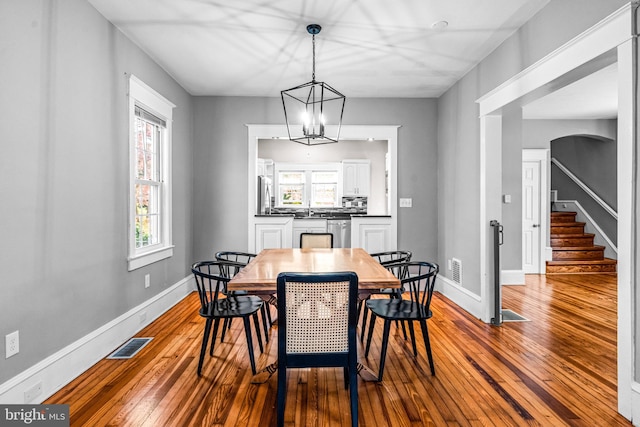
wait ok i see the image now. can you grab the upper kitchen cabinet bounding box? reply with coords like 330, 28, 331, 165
257, 158, 274, 179
342, 160, 370, 197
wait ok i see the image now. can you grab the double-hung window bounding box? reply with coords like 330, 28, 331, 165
275, 163, 340, 208
128, 75, 175, 271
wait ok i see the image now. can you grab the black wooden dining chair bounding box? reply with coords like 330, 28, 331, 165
191, 261, 264, 376
358, 250, 412, 342
276, 271, 359, 427
215, 251, 274, 338
364, 261, 439, 381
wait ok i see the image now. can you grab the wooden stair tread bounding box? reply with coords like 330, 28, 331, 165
547, 258, 617, 265
550, 233, 595, 237
552, 245, 605, 251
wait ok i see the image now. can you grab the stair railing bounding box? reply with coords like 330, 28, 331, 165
551, 157, 617, 220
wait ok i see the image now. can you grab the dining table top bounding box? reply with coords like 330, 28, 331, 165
227, 248, 400, 292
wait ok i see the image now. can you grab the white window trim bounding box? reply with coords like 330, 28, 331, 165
127, 75, 175, 271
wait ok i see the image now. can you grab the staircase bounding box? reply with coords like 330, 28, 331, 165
546, 211, 617, 274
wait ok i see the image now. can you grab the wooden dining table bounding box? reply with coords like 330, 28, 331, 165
228, 247, 401, 292
228, 247, 401, 382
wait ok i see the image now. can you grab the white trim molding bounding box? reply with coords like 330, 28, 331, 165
436, 276, 484, 320
0, 276, 194, 404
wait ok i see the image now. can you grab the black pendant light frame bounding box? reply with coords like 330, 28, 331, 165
281, 24, 346, 146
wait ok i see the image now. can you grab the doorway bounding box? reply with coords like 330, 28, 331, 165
477, 5, 634, 418
522, 149, 548, 274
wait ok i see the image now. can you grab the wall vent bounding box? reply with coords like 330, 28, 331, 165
452, 258, 462, 284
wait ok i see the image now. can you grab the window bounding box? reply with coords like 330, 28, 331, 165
275, 163, 340, 207
128, 75, 175, 271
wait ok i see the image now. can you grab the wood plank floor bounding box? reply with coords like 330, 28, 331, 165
46, 274, 631, 426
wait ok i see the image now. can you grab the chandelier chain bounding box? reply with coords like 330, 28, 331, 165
312, 34, 316, 82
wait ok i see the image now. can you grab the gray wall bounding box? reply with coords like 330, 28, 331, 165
192, 97, 438, 263
436, 0, 628, 295
0, 0, 194, 384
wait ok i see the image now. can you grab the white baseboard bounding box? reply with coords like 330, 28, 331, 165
502, 270, 525, 285
436, 275, 483, 320
0, 275, 195, 404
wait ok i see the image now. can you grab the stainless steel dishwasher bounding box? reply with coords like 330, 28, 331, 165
327, 219, 351, 248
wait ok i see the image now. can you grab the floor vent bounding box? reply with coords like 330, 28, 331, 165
107, 337, 153, 359
452, 258, 462, 284
501, 309, 529, 322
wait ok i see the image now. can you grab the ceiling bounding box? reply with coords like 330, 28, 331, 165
88, 0, 550, 98
87, 0, 618, 119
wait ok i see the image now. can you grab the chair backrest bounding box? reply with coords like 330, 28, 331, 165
191, 261, 230, 312
277, 272, 358, 360
370, 250, 412, 279
400, 261, 439, 315
300, 233, 334, 249
215, 251, 257, 277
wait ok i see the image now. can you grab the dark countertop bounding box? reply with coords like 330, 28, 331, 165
255, 214, 391, 219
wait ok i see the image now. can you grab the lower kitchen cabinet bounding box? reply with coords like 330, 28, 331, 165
351, 216, 393, 253
254, 216, 293, 252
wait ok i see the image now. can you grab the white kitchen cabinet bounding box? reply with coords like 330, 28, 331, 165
351, 216, 394, 253
342, 160, 370, 196
292, 218, 327, 248
254, 216, 293, 252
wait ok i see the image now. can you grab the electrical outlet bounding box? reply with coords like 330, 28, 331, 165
24, 381, 42, 403
399, 198, 412, 208
6, 331, 19, 358
145, 274, 150, 288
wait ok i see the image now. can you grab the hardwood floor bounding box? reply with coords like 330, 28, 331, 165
46, 274, 631, 426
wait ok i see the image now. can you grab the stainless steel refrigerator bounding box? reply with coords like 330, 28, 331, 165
257, 176, 272, 214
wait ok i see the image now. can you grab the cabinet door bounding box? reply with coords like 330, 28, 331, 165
355, 163, 370, 196
255, 222, 293, 251
343, 161, 370, 196
352, 220, 391, 253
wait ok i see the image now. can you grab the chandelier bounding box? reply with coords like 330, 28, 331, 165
281, 24, 346, 146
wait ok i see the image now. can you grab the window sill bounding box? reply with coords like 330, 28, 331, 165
128, 245, 174, 271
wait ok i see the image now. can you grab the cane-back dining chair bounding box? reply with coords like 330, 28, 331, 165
300, 232, 334, 249
276, 271, 359, 427
215, 251, 274, 338
364, 261, 439, 381
358, 250, 412, 341
191, 260, 264, 376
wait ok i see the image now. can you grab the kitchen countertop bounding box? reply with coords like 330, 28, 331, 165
255, 214, 391, 219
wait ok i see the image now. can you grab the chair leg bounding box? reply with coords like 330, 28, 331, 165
364, 312, 377, 358
220, 318, 229, 342
242, 317, 257, 375
419, 319, 435, 375
360, 305, 370, 342
408, 321, 417, 356
252, 313, 264, 354
198, 318, 212, 376
349, 362, 358, 427
377, 320, 392, 381
210, 318, 221, 356
259, 305, 269, 343
277, 363, 286, 427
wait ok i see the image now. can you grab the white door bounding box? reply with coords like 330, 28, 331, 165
522, 156, 542, 273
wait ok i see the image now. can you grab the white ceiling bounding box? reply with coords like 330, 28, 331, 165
88, 0, 550, 98
87, 0, 618, 119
